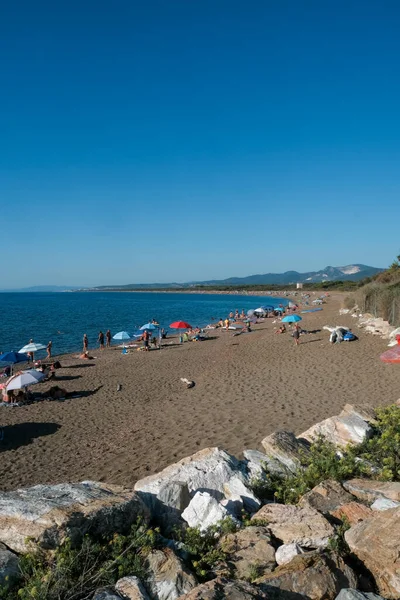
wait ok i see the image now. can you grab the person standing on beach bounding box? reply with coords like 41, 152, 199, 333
46, 341, 52, 358
225, 318, 230, 331
143, 329, 150, 351
83, 334, 88, 353
106, 329, 111, 347
98, 331, 105, 350
293, 324, 301, 346
27, 339, 34, 363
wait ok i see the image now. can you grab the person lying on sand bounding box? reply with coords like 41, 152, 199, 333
275, 324, 287, 334
80, 351, 94, 360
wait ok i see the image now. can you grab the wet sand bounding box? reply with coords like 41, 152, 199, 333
0, 294, 399, 491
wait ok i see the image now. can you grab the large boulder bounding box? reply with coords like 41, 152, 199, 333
176, 577, 270, 599
299, 480, 354, 514
145, 548, 197, 600
298, 408, 372, 449
252, 503, 334, 548
0, 481, 149, 553
331, 502, 373, 526
243, 449, 291, 479
154, 481, 191, 535
0, 543, 20, 587
135, 448, 243, 512
257, 552, 357, 600
371, 497, 400, 511
340, 404, 377, 424
223, 477, 261, 512
181, 492, 229, 530
219, 526, 275, 580
261, 432, 309, 474
345, 506, 400, 599
115, 576, 150, 599
343, 479, 400, 503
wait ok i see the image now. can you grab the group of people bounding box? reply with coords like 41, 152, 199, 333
275, 322, 301, 345
82, 330, 112, 353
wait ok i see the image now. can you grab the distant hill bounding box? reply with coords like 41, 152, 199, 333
0, 286, 84, 293
91, 264, 383, 290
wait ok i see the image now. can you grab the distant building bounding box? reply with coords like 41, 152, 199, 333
296, 283, 303, 289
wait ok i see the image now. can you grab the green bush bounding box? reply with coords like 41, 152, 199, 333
0, 519, 158, 600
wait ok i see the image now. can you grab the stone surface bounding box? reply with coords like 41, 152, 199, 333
135, 448, 243, 510
0, 543, 20, 587
155, 481, 191, 534
116, 576, 150, 599
335, 591, 386, 600
243, 449, 290, 479
219, 526, 275, 580
343, 479, 400, 503
261, 431, 309, 473
345, 506, 400, 599
340, 404, 377, 424
252, 503, 334, 548
275, 543, 304, 566
331, 502, 373, 525
223, 477, 261, 512
371, 497, 400, 511
181, 491, 230, 530
145, 548, 197, 600
0, 481, 149, 553
176, 577, 270, 599
298, 411, 372, 448
299, 480, 354, 514
257, 552, 357, 600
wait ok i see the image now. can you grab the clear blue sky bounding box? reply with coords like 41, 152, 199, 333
1, 0, 399, 287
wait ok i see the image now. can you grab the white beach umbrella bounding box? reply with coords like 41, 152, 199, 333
6, 369, 45, 391
19, 343, 46, 353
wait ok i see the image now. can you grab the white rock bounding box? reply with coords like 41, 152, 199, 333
223, 477, 260, 512
243, 449, 289, 478
0, 481, 148, 553
145, 548, 197, 600
371, 497, 400, 511
181, 492, 229, 530
275, 543, 304, 566
135, 448, 244, 510
115, 576, 150, 599
335, 590, 386, 600
299, 410, 372, 448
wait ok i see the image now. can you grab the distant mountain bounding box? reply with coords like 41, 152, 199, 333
91, 264, 383, 290
0, 285, 84, 293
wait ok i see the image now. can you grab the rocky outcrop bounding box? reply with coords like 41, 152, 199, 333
219, 526, 275, 580
181, 492, 230, 530
145, 548, 197, 600
223, 477, 261, 513
176, 577, 270, 599
115, 576, 150, 600
243, 449, 290, 479
343, 479, 400, 503
135, 448, 243, 512
261, 431, 309, 473
298, 408, 372, 448
335, 591, 386, 600
0, 543, 20, 587
371, 497, 400, 511
252, 503, 334, 548
275, 544, 304, 566
0, 481, 149, 553
345, 507, 400, 599
299, 480, 354, 514
331, 502, 373, 526
340, 404, 377, 424
257, 552, 357, 600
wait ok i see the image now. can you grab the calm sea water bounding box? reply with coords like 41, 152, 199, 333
0, 292, 289, 357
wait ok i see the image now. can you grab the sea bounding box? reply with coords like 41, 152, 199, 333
0, 292, 290, 358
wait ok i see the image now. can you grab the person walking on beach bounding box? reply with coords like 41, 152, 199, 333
98, 331, 104, 350
83, 334, 88, 353
142, 329, 150, 351
293, 324, 301, 346
106, 329, 111, 348
46, 341, 52, 358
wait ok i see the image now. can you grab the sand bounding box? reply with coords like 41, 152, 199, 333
0, 294, 399, 491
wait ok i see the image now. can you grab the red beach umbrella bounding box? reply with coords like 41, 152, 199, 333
170, 321, 192, 329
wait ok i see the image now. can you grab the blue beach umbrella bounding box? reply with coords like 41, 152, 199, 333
112, 331, 131, 341
140, 323, 157, 331
274, 307, 284, 312
282, 315, 302, 323
0, 351, 27, 375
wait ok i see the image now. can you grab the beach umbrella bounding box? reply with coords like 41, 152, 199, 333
140, 323, 157, 331
273, 307, 284, 312
0, 351, 28, 376
170, 321, 192, 329
282, 315, 302, 323
6, 369, 45, 391
19, 342, 46, 354
112, 331, 131, 347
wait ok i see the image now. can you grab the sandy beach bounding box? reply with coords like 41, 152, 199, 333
0, 294, 399, 492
